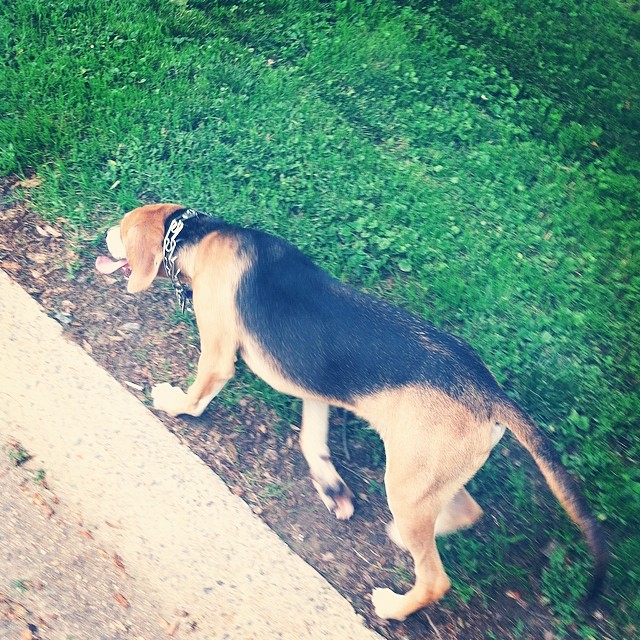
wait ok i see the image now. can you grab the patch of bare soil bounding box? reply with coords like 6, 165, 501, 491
0, 179, 607, 640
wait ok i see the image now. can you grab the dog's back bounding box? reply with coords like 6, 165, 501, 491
235, 227, 505, 413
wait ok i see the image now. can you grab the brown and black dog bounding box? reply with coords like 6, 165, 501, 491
97, 203, 608, 620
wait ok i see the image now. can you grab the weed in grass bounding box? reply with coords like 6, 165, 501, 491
167, 302, 198, 331
259, 481, 292, 501
10, 579, 30, 593
449, 578, 477, 607
232, 422, 246, 436
391, 565, 413, 584
541, 545, 593, 637
364, 478, 385, 498
347, 419, 385, 468
131, 346, 150, 363
511, 620, 527, 640
7, 442, 30, 467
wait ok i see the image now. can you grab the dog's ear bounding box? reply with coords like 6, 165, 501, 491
124, 223, 164, 293
119, 203, 185, 293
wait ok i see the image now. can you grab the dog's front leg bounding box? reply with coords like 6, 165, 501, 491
152, 344, 235, 418
300, 399, 354, 520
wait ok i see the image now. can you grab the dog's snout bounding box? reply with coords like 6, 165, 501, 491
105, 226, 126, 259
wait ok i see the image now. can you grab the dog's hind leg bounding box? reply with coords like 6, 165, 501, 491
435, 487, 483, 536
371, 413, 493, 620
300, 399, 354, 520
387, 486, 483, 549
372, 470, 454, 620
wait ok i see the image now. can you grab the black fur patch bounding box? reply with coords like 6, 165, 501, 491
164, 209, 228, 245
235, 228, 505, 415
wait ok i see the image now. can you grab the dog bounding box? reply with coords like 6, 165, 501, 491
96, 203, 608, 620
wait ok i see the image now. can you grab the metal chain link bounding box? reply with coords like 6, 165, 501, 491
162, 210, 198, 313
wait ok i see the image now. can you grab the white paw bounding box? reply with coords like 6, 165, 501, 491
151, 383, 187, 417
371, 587, 407, 621
312, 479, 355, 520
334, 495, 355, 520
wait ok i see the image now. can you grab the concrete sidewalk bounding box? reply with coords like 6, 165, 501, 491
0, 269, 381, 640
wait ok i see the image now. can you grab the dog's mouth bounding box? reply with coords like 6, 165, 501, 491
95, 255, 131, 278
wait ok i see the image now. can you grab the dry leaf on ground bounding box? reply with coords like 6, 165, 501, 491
114, 593, 130, 608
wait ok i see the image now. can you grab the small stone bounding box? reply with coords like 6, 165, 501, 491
53, 311, 72, 325
120, 322, 141, 332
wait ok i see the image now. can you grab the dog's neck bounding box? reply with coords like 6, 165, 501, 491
162, 209, 226, 311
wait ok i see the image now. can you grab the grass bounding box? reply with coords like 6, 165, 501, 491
6, 441, 31, 467
32, 469, 47, 486
1, 0, 638, 636
10, 579, 31, 593
260, 480, 293, 501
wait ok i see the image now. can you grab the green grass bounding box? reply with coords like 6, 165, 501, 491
6, 441, 31, 467
2, 0, 639, 635
10, 579, 31, 593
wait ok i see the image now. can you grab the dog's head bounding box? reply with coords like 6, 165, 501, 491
96, 203, 185, 293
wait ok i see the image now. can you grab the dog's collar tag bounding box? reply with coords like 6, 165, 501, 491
162, 209, 199, 313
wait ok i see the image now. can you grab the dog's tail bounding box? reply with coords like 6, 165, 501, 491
493, 398, 609, 604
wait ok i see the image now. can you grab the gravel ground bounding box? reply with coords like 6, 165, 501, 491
0, 445, 195, 640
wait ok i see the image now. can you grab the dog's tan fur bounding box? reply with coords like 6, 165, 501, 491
101, 204, 608, 620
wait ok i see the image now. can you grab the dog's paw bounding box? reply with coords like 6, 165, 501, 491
327, 482, 355, 520
312, 479, 355, 520
151, 383, 187, 417
371, 587, 407, 621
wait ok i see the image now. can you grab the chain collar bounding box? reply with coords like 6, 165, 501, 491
162, 209, 200, 313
